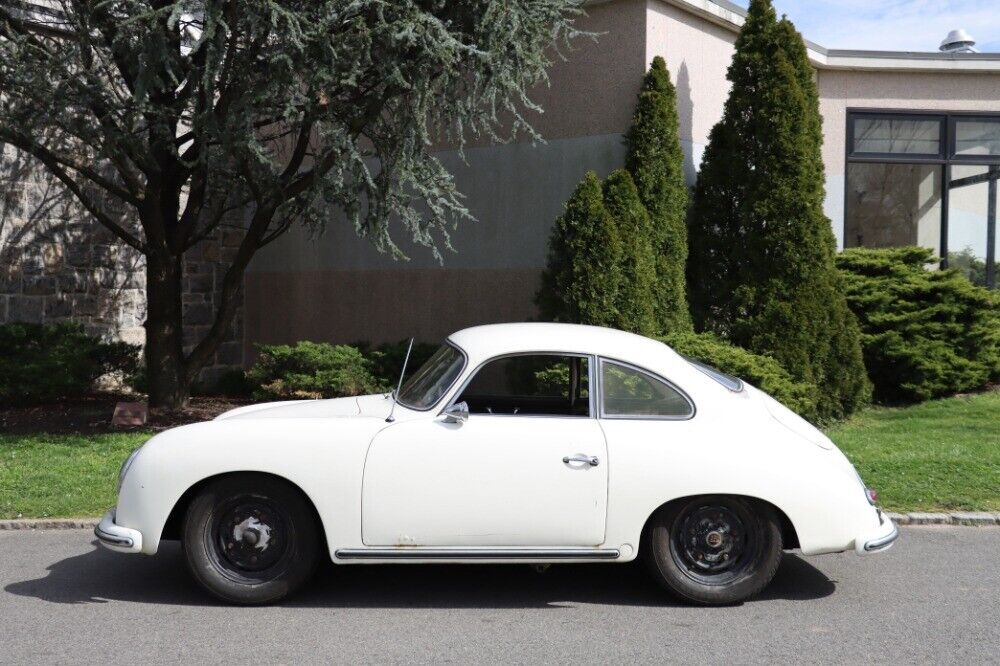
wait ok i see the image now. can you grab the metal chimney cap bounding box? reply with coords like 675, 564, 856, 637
940, 29, 976, 51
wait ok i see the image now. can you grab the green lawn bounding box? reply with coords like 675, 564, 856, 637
827, 391, 1000, 512
0, 431, 152, 519
1, 392, 998, 518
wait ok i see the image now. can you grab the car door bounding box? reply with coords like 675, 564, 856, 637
362, 354, 608, 547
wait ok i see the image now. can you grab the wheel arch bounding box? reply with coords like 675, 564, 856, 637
638, 493, 800, 554
159, 471, 328, 555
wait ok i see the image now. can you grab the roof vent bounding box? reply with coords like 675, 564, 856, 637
940, 29, 978, 53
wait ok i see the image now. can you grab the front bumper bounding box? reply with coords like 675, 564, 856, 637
855, 510, 899, 555
94, 508, 143, 553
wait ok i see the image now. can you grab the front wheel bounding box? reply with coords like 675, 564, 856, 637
644, 496, 783, 605
182, 474, 320, 604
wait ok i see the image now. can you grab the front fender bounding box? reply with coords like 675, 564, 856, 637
115, 418, 383, 555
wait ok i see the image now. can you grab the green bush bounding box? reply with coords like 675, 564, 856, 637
355, 340, 438, 387
625, 56, 692, 333
537, 171, 626, 328
837, 247, 1000, 404
660, 331, 819, 420
246, 341, 385, 400
0, 322, 140, 405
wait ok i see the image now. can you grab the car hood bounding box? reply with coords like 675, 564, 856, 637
214, 394, 393, 421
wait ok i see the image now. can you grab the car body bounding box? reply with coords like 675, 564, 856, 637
97, 323, 897, 604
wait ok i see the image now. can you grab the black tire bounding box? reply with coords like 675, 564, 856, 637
182, 474, 320, 604
643, 495, 782, 605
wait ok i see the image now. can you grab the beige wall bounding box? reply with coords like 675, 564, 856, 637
646, 0, 736, 182
818, 70, 1000, 246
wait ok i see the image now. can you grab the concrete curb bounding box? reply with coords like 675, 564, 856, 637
1, 513, 999, 531
0, 519, 98, 530
884, 512, 999, 526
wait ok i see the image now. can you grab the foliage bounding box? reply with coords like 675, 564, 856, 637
0, 323, 140, 405
602, 169, 659, 336
837, 247, 1000, 403
0, 0, 584, 408
660, 331, 819, 420
355, 340, 439, 389
245, 342, 384, 400
625, 56, 691, 333
687, 0, 869, 420
828, 391, 1000, 512
537, 172, 625, 327
947, 247, 988, 287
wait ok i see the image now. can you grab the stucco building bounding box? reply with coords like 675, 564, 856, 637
3, 0, 999, 369
243, 0, 1000, 355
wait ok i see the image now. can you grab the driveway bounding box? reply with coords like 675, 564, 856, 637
1, 526, 997, 664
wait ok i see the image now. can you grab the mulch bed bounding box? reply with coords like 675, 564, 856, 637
0, 393, 252, 435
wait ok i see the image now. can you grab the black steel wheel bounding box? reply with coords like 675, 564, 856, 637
644, 496, 782, 605
183, 474, 320, 604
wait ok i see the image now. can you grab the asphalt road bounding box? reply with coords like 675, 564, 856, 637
1, 526, 997, 665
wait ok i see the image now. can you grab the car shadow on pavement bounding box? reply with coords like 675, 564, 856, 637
5, 540, 835, 608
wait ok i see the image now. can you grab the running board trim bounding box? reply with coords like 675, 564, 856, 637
335, 548, 621, 560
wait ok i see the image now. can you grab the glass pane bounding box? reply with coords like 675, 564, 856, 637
397, 343, 465, 410
458, 355, 589, 416
947, 165, 998, 287
845, 162, 942, 253
601, 361, 691, 418
853, 117, 941, 155
954, 119, 1000, 157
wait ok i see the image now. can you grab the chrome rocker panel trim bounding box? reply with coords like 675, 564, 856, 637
335, 548, 621, 560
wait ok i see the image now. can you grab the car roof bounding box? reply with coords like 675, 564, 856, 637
447, 322, 675, 366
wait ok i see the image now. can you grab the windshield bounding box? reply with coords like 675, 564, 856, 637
396, 342, 466, 410
685, 357, 744, 392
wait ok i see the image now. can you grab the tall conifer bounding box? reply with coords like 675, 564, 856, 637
688, 0, 869, 419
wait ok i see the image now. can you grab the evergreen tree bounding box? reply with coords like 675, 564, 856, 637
603, 169, 659, 336
687, 0, 869, 419
537, 172, 624, 327
626, 57, 692, 334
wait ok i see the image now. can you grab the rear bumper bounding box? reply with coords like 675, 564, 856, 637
94, 508, 143, 553
855, 511, 899, 555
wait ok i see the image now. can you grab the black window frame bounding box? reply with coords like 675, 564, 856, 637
845, 109, 1000, 288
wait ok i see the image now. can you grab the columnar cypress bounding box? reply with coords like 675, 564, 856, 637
688, 0, 870, 419
625, 56, 692, 334
536, 172, 625, 327
603, 169, 659, 336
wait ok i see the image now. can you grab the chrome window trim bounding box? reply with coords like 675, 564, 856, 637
396, 340, 469, 412
441, 351, 597, 420
597, 357, 696, 421
685, 357, 745, 393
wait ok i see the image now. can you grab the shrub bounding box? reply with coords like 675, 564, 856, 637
687, 0, 869, 420
355, 340, 439, 388
537, 172, 625, 328
660, 331, 819, 420
625, 56, 691, 333
837, 247, 1000, 403
0, 322, 140, 405
603, 169, 659, 336
246, 341, 385, 400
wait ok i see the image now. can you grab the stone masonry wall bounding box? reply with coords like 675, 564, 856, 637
1, 146, 244, 387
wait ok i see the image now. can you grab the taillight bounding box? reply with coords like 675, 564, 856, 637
865, 488, 878, 505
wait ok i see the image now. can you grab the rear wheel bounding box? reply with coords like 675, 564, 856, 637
182, 474, 320, 604
644, 496, 782, 605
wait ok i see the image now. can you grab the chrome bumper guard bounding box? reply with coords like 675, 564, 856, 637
94, 508, 143, 553
856, 510, 899, 555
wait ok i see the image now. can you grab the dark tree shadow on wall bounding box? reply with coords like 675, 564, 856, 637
676, 61, 697, 186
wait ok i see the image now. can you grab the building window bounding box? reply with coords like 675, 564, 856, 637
846, 111, 1000, 288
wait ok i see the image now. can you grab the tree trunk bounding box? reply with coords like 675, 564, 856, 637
145, 250, 188, 410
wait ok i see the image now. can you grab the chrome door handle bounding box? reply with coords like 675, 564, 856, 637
563, 454, 600, 467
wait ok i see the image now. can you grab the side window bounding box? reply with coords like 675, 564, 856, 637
456, 355, 590, 417
600, 360, 693, 419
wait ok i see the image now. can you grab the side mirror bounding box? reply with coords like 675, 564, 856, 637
441, 401, 469, 424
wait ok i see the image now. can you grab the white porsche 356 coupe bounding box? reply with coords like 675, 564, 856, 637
97, 323, 896, 605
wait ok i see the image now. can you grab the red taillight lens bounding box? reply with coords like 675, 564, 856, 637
865, 488, 878, 505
